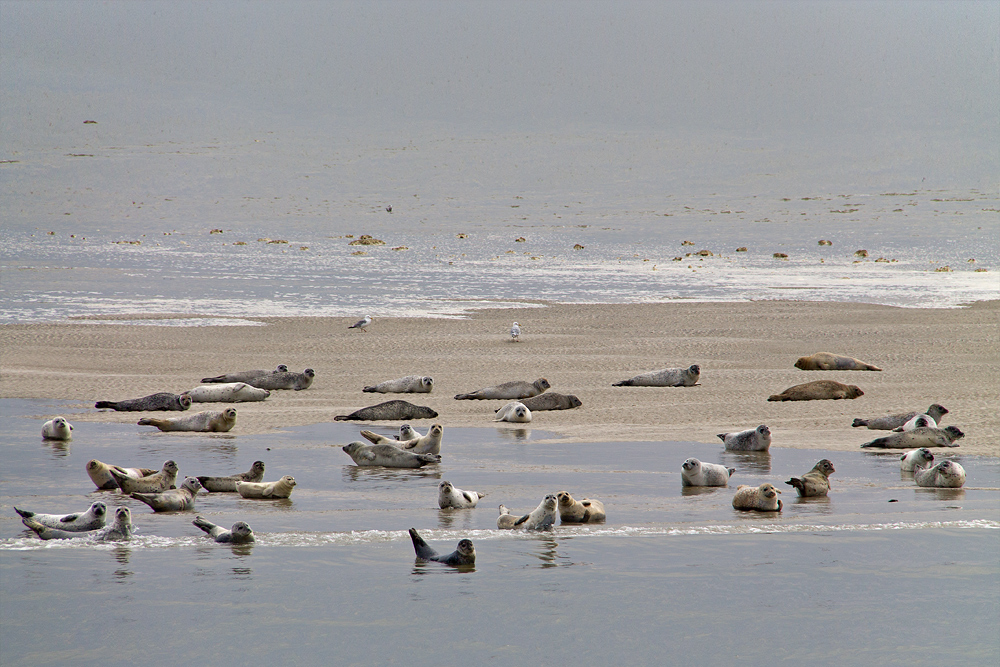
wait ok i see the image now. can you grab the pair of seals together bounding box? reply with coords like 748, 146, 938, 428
197, 461, 266, 492
138, 408, 237, 432
202, 367, 314, 391
361, 423, 443, 455
860, 426, 964, 449
131, 477, 204, 512
852, 404, 949, 430
342, 442, 441, 468
108, 460, 178, 494
15, 502, 108, 532
21, 506, 134, 541
913, 460, 966, 488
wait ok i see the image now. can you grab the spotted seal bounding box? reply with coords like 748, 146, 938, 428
22, 506, 135, 541
41, 417, 73, 440
95, 392, 192, 411
499, 494, 558, 530
109, 460, 179, 494
197, 461, 266, 492
361, 423, 443, 454
137, 408, 237, 432
454, 378, 550, 401
86, 459, 159, 490
555, 491, 606, 523
341, 442, 441, 467
245, 369, 315, 391
514, 393, 582, 412
335, 400, 438, 422
398, 424, 420, 441
860, 425, 964, 449
794, 352, 882, 371
363, 375, 434, 394
900, 448, 934, 472
200, 365, 288, 383
236, 475, 297, 499
913, 460, 966, 488
894, 414, 937, 432
732, 483, 782, 511
192, 516, 256, 543
681, 458, 735, 487
852, 404, 949, 430
785, 459, 835, 497
612, 364, 700, 387
184, 382, 270, 403
130, 477, 203, 512
438, 481, 486, 509
494, 401, 531, 423
14, 502, 107, 532
408, 528, 476, 566
496, 504, 519, 529
768, 380, 863, 402
718, 425, 771, 452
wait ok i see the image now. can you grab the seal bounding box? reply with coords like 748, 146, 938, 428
496, 504, 519, 529
138, 408, 237, 432
512, 495, 558, 530
22, 506, 134, 541
334, 400, 438, 422
510, 322, 521, 342
349, 315, 372, 331
408, 528, 476, 566
236, 475, 297, 499
398, 424, 420, 441
244, 369, 315, 391
494, 401, 531, 423
612, 364, 700, 387
681, 458, 735, 486
860, 425, 964, 449
852, 404, 948, 430
894, 414, 937, 432
913, 460, 966, 488
41, 417, 73, 440
454, 378, 550, 401
14, 502, 107, 532
341, 442, 441, 467
184, 382, 270, 403
130, 477, 203, 512
732, 483, 782, 511
555, 491, 606, 523
767, 380, 863, 402
718, 425, 771, 452
900, 448, 934, 472
110, 460, 179, 494
86, 459, 159, 490
197, 461, 266, 492
192, 516, 255, 543
95, 392, 193, 411
514, 392, 582, 412
794, 352, 882, 371
200, 365, 288, 383
363, 375, 434, 394
785, 459, 835, 497
361, 423, 444, 454
438, 481, 486, 509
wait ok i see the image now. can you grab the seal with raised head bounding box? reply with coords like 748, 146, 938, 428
454, 378, 550, 401
786, 459, 835, 497
86, 459, 159, 490
398, 424, 420, 441
95, 392, 192, 411
496, 504, 519, 529
131, 477, 203, 512
200, 365, 288, 384
515, 392, 582, 412
184, 382, 270, 403
894, 414, 937, 432
245, 369, 315, 391
900, 448, 934, 472
718, 425, 771, 452
197, 461, 266, 492
506, 494, 558, 530
41, 417, 73, 440
22, 506, 134, 541
14, 502, 107, 532
235, 475, 297, 499
555, 491, 606, 523
363, 375, 434, 394
408, 528, 476, 566
860, 425, 964, 449
732, 483, 782, 511
438, 481, 486, 509
192, 516, 255, 543
794, 352, 882, 371
612, 364, 700, 387
335, 400, 438, 422
852, 404, 948, 430
138, 408, 237, 432
110, 460, 179, 494
362, 423, 443, 454
768, 380, 863, 402
494, 401, 531, 423
341, 442, 441, 468
913, 460, 966, 488
681, 458, 735, 486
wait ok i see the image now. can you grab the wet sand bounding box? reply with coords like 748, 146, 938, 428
1, 300, 997, 455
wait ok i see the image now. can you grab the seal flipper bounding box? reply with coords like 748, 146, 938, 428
94, 401, 116, 409
513, 514, 531, 526
13, 507, 32, 519
408, 528, 439, 560
785, 477, 805, 493
727, 468, 736, 477
716, 434, 727, 442
59, 513, 81, 523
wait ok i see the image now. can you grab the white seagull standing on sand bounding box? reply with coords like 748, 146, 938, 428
510, 322, 521, 342
349, 315, 372, 332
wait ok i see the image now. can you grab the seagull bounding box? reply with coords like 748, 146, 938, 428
385, 205, 392, 213
349, 315, 372, 332
510, 321, 521, 342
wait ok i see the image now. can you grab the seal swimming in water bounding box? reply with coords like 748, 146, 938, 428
794, 352, 882, 371
894, 414, 937, 432
612, 364, 700, 387
785, 459, 835, 497
513, 392, 582, 412
86, 459, 159, 490
41, 417, 73, 440
454, 378, 550, 400
860, 425, 964, 449
192, 516, 256, 543
718, 425, 771, 452
138, 408, 237, 432
197, 461, 266, 492
363, 375, 434, 394
184, 382, 270, 403
732, 483, 782, 511
341, 442, 441, 467
555, 491, 606, 523
900, 448, 934, 472
497, 495, 558, 530
494, 401, 531, 423
496, 504, 519, 529
852, 404, 948, 430
200, 365, 288, 383
244, 369, 315, 391
361, 423, 443, 454
681, 458, 735, 486
109, 460, 179, 494
438, 481, 486, 509
235, 475, 297, 499
913, 460, 966, 488
768, 380, 863, 402
131, 477, 203, 512
22, 506, 134, 541
95, 392, 192, 411
14, 502, 107, 532
335, 400, 438, 422
408, 528, 476, 566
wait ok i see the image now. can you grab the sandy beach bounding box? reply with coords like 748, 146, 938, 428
2, 300, 996, 456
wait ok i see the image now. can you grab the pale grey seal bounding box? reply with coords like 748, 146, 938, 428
398, 424, 420, 441
498, 495, 558, 530
894, 414, 937, 432
732, 483, 782, 511
131, 477, 203, 512
555, 491, 606, 523
408, 528, 476, 566
361, 423, 443, 454
245, 369, 315, 391
913, 460, 966, 488
349, 315, 372, 331
510, 322, 521, 342
852, 404, 949, 430
514, 392, 582, 412
14, 502, 107, 532
95, 392, 192, 411
438, 481, 485, 509
200, 365, 288, 383
184, 382, 270, 403
718, 425, 771, 452
493, 401, 531, 423
138, 408, 237, 432
335, 400, 438, 422
794, 352, 882, 371
768, 380, 863, 402
41, 417, 73, 440
192, 516, 256, 543
612, 364, 700, 387
900, 448, 934, 472
496, 504, 519, 529
110, 460, 179, 494
785, 459, 835, 497
341, 442, 441, 467
363, 375, 434, 394
197, 461, 266, 492
454, 378, 550, 400
235, 475, 297, 499
87, 459, 158, 490
681, 458, 735, 486
22, 506, 134, 541
860, 426, 964, 449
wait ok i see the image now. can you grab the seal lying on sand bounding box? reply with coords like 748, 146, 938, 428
612, 364, 700, 387
200, 365, 287, 383
184, 382, 270, 403
109, 460, 179, 494
363, 375, 434, 394
408, 528, 476, 566
361, 423, 444, 455
22, 506, 134, 541
852, 404, 948, 430
718, 425, 771, 452
860, 426, 964, 449
342, 442, 441, 468
555, 491, 606, 523
768, 380, 863, 402
454, 378, 550, 400
497, 495, 558, 530
732, 483, 782, 511
794, 352, 882, 371
244, 369, 315, 391
900, 448, 934, 472
131, 477, 203, 512
14, 502, 107, 532
913, 460, 966, 488
681, 458, 735, 486
895, 414, 937, 432
335, 400, 438, 422
86, 459, 159, 490
785, 459, 835, 497
236, 475, 297, 499
197, 461, 266, 492
513, 393, 582, 412
494, 401, 531, 423
95, 392, 192, 411
438, 481, 485, 509
192, 516, 255, 543
138, 408, 237, 432
41, 417, 73, 440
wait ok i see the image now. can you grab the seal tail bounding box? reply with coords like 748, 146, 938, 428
852, 419, 868, 427
94, 401, 116, 409
866, 364, 883, 371
200, 376, 226, 383
454, 393, 473, 400
360, 430, 381, 444
334, 415, 350, 422
13, 507, 33, 519
766, 394, 784, 402
21, 517, 49, 538
136, 417, 164, 427
408, 528, 439, 560
716, 434, 727, 443
860, 437, 888, 449
611, 380, 631, 387
727, 468, 736, 477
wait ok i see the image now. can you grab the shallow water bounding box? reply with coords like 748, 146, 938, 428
2, 398, 997, 665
